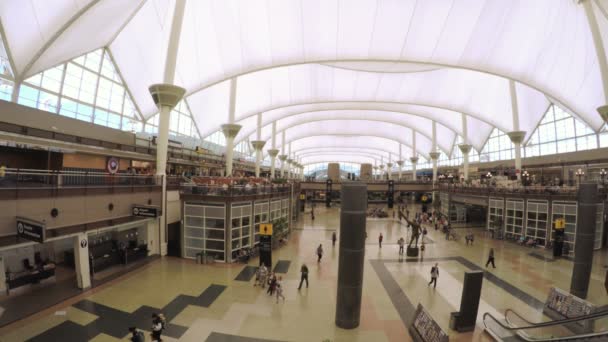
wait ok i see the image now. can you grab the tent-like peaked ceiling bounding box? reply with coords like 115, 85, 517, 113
2, 0, 608, 164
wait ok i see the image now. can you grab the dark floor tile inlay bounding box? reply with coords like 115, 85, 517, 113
369, 260, 417, 326
235, 265, 259, 281
273, 260, 291, 274
371, 256, 547, 330
206, 332, 286, 342
27, 284, 226, 342
528, 252, 556, 262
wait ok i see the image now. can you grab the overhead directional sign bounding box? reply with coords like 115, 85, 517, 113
260, 223, 273, 235
16, 217, 46, 243
132, 205, 160, 218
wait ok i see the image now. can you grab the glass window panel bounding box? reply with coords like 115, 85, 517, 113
0, 79, 13, 101
17, 85, 39, 108
38, 91, 58, 112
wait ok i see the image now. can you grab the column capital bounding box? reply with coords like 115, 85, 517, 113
506, 131, 526, 144
287, 158, 294, 164
457, 144, 472, 154
250, 140, 266, 151
396, 160, 404, 166
379, 164, 385, 170
373, 166, 378, 171
410, 157, 419, 164
597, 105, 608, 124
148, 84, 185, 110
386, 163, 393, 168
278, 154, 288, 161
221, 123, 242, 138
429, 152, 441, 160
267, 149, 279, 157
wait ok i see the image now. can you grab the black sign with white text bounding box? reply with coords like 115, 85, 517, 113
17, 219, 45, 243
132, 205, 160, 218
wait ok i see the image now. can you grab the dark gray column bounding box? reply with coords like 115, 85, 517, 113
335, 182, 367, 329
570, 182, 599, 299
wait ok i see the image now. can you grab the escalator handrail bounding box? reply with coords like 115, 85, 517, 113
483, 310, 608, 342
484, 308, 608, 331
504, 308, 542, 327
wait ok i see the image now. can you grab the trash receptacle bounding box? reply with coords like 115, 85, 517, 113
449, 312, 460, 330
196, 252, 203, 264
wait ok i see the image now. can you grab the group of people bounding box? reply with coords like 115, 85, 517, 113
254, 264, 285, 303
128, 313, 166, 342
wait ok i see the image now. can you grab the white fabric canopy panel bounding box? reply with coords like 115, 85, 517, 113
191, 63, 549, 148
295, 147, 393, 161
274, 136, 413, 160
238, 110, 455, 154
273, 121, 431, 158
1, 0, 607, 151
235, 102, 491, 151
300, 154, 377, 166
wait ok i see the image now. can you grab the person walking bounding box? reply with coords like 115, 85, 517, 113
267, 273, 277, 295
311, 208, 315, 220
378, 233, 383, 248
332, 232, 337, 247
275, 276, 285, 303
316, 244, 324, 262
128, 327, 145, 342
298, 263, 309, 289
151, 313, 165, 342
420, 242, 426, 260
398, 237, 405, 255
486, 248, 496, 268
428, 263, 439, 288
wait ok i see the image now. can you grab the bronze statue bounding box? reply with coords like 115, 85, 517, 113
399, 210, 420, 248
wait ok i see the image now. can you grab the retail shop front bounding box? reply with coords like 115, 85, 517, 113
0, 213, 159, 327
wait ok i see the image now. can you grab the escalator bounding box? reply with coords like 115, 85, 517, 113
484, 308, 608, 341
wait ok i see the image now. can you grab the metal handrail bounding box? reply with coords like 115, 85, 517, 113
483, 309, 608, 341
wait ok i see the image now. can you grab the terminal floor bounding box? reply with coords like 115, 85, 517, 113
0, 206, 607, 342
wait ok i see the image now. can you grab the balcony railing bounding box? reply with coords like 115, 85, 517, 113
437, 183, 582, 196
0, 169, 162, 189
180, 184, 292, 197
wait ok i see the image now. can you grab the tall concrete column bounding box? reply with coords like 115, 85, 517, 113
251, 141, 266, 177
570, 182, 599, 299
430, 152, 440, 183
147, 0, 187, 256
379, 164, 385, 181
396, 160, 404, 181
286, 158, 293, 179
335, 182, 367, 329
279, 155, 287, 178
373, 166, 378, 180
221, 77, 242, 177
430, 121, 440, 184
583, 0, 608, 109
410, 157, 418, 181
221, 123, 242, 176
507, 131, 525, 180
268, 149, 279, 178
74, 233, 91, 289
508, 80, 526, 181
250, 113, 266, 177
458, 114, 471, 181
458, 144, 471, 181
268, 121, 278, 178
149, 84, 185, 256
386, 163, 393, 180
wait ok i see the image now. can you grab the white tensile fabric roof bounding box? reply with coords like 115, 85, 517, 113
2, 0, 608, 165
